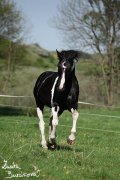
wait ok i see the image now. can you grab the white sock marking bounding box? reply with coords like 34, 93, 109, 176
69, 108, 79, 140
52, 106, 59, 126
50, 106, 59, 139
37, 108, 47, 148
71, 108, 79, 133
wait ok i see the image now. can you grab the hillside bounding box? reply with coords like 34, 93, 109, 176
0, 43, 119, 109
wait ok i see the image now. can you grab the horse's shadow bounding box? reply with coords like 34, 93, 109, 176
58, 145, 82, 152
47, 143, 82, 152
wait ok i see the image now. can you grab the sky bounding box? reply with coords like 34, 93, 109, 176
14, 0, 64, 51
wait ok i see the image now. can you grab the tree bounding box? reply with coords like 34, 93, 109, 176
0, 0, 23, 41
0, 35, 10, 59
54, 0, 120, 105
0, 0, 24, 76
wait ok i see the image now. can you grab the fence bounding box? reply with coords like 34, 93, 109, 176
0, 94, 120, 134
0, 94, 120, 117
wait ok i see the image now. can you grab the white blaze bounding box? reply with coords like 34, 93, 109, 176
59, 69, 65, 90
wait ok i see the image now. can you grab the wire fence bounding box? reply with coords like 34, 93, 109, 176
0, 94, 120, 118
0, 94, 119, 108
0, 94, 120, 107
0, 94, 120, 134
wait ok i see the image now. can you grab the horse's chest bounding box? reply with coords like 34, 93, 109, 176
53, 89, 70, 106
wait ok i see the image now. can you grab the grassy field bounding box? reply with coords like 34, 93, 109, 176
0, 108, 120, 180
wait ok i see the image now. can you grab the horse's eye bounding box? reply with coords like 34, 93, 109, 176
63, 62, 67, 66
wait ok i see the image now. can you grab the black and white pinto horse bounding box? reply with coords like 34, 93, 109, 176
34, 50, 79, 149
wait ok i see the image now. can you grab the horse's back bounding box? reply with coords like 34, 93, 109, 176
34, 71, 58, 107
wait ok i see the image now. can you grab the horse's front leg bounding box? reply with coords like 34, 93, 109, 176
37, 107, 48, 149
67, 108, 79, 145
49, 106, 59, 149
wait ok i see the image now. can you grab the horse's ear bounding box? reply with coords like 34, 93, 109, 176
56, 49, 62, 61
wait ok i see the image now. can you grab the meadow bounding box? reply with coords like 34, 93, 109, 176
0, 108, 120, 180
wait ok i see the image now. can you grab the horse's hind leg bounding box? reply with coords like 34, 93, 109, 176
37, 106, 47, 149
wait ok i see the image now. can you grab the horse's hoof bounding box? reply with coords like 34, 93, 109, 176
50, 138, 56, 144
47, 142, 57, 150
42, 145, 48, 149
67, 138, 75, 145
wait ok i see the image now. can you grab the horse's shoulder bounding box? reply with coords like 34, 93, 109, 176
36, 71, 57, 84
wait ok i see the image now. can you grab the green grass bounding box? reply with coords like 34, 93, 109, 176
0, 109, 120, 179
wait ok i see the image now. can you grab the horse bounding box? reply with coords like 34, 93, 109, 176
33, 50, 80, 150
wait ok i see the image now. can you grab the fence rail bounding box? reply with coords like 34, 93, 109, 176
0, 94, 120, 119
0, 94, 120, 134
0, 94, 120, 108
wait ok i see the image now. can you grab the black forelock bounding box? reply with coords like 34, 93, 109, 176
60, 50, 79, 61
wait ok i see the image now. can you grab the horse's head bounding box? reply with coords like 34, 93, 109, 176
56, 50, 79, 75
